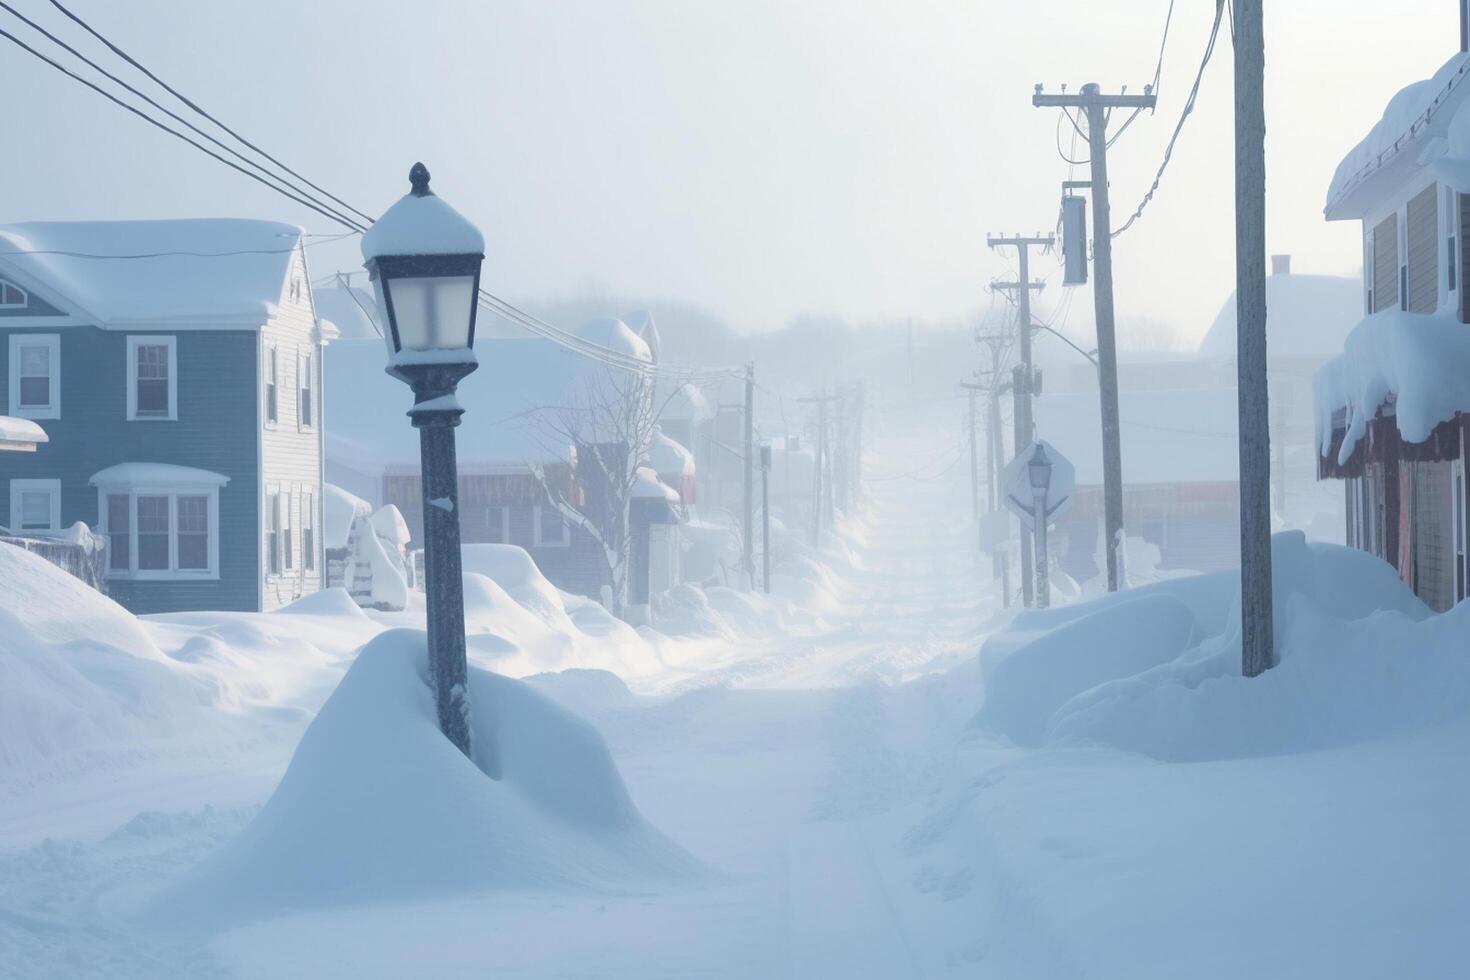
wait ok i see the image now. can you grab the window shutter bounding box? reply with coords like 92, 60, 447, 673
1373, 214, 1400, 313
1406, 184, 1438, 314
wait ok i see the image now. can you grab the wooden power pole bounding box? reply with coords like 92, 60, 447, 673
1235, 0, 1274, 676
1033, 84, 1156, 592
743, 362, 756, 590
988, 234, 1051, 606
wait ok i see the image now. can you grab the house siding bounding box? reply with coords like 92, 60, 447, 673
259, 247, 325, 610
0, 325, 260, 614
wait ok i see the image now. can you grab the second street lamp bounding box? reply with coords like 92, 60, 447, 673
362, 162, 485, 758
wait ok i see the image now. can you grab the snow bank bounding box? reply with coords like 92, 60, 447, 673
1314, 307, 1470, 462
149, 630, 701, 925
323, 483, 371, 551
974, 533, 1436, 760
461, 544, 575, 630
0, 544, 201, 774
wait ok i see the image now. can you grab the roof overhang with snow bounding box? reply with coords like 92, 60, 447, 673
0, 218, 304, 328
90, 462, 231, 488
1325, 52, 1470, 221
0, 416, 47, 453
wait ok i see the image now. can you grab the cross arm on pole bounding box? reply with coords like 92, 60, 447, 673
989, 280, 1046, 292
1032, 93, 1157, 110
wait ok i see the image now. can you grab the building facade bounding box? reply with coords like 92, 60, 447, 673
0, 219, 329, 613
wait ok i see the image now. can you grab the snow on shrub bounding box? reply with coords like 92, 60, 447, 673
148, 629, 703, 925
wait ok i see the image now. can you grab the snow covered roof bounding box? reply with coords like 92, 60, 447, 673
632, 466, 681, 503
360, 168, 485, 259
1327, 52, 1470, 219
649, 427, 695, 477
89, 462, 230, 487
576, 317, 654, 362
1314, 307, 1470, 464
327, 330, 653, 470
1197, 273, 1363, 360
656, 380, 714, 422
313, 285, 381, 341
323, 483, 371, 551
0, 415, 47, 451
0, 219, 304, 326
1032, 388, 1240, 486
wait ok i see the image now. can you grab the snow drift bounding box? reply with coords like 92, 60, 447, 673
149, 629, 702, 926
973, 532, 1441, 760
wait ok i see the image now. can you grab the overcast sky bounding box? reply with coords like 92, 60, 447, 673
0, 1, 1457, 345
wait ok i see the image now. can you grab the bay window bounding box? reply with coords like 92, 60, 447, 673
91, 464, 226, 579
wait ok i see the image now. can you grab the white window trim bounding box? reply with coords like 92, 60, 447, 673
96, 484, 220, 580
532, 505, 572, 548
283, 488, 295, 572
8, 333, 61, 420
302, 489, 316, 571
265, 485, 283, 578
297, 347, 315, 431
0, 279, 29, 308
126, 335, 178, 422
8, 478, 61, 533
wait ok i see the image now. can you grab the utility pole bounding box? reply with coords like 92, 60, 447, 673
975, 331, 1011, 606
1033, 84, 1156, 592
1235, 0, 1274, 677
964, 382, 980, 522
988, 234, 1051, 607
760, 442, 773, 594
743, 362, 756, 590
798, 393, 840, 545
1012, 365, 1033, 608
853, 382, 865, 500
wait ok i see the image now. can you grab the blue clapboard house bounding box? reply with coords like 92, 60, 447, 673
0, 219, 330, 613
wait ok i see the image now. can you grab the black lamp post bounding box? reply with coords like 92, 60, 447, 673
362, 162, 485, 758
1028, 444, 1054, 610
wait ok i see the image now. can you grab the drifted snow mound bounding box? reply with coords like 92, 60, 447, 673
149, 630, 701, 925
461, 544, 575, 631
973, 593, 1198, 746
461, 572, 576, 671
974, 533, 1439, 760
0, 544, 202, 773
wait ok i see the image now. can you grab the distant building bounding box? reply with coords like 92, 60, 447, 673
0, 219, 330, 613
326, 315, 690, 607
1314, 25, 1470, 612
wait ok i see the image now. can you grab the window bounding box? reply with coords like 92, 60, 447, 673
137, 495, 170, 570
106, 494, 130, 572
283, 490, 295, 572
266, 346, 279, 425
8, 334, 60, 419
298, 349, 314, 429
267, 490, 282, 575
0, 279, 27, 307
302, 491, 316, 571
126, 336, 177, 421
8, 479, 60, 533
93, 466, 225, 579
177, 495, 210, 571
487, 505, 510, 544
533, 505, 571, 548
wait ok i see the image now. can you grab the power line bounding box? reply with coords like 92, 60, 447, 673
1112, 0, 1226, 239
44, 0, 375, 227
1150, 0, 1177, 96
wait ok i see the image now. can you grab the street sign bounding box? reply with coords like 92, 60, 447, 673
1002, 440, 1075, 531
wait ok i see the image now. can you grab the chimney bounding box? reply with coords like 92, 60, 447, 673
1271, 254, 1291, 276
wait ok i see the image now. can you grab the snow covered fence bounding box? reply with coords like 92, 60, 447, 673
0, 523, 107, 594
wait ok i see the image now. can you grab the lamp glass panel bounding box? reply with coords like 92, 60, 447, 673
382, 275, 475, 352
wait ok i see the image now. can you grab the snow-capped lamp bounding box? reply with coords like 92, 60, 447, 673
360, 162, 486, 761
361, 162, 486, 365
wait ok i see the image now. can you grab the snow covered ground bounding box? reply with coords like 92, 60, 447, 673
2, 396, 1467, 979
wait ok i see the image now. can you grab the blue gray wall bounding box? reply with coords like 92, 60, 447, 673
0, 326, 260, 613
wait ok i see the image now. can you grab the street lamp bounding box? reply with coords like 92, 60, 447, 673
1028, 443, 1053, 609
362, 162, 485, 758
